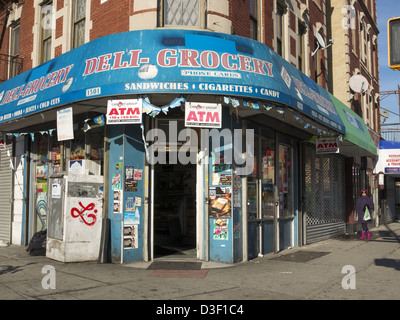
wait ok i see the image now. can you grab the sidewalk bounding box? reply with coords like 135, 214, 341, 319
0, 222, 399, 301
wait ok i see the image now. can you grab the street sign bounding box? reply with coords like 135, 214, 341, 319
388, 17, 400, 70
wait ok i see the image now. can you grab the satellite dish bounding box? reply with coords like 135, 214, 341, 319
316, 33, 326, 48
312, 32, 334, 56
349, 75, 369, 94
380, 109, 389, 119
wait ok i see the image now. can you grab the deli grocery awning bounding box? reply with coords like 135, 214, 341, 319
329, 93, 377, 157
0, 29, 344, 133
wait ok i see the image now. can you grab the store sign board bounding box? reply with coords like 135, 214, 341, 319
375, 147, 400, 174
106, 99, 142, 124
185, 102, 222, 128
316, 137, 339, 154
0, 29, 345, 133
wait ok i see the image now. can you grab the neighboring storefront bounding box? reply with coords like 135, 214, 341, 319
0, 29, 363, 263
375, 140, 400, 224
302, 94, 378, 242
0, 134, 13, 244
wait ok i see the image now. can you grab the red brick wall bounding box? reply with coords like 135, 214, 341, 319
90, 0, 130, 41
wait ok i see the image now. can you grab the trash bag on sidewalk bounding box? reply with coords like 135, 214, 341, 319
26, 230, 47, 256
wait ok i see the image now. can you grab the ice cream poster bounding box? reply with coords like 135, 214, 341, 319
213, 219, 229, 240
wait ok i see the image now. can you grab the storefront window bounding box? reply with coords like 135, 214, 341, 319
31, 123, 105, 233
278, 145, 292, 218
86, 126, 104, 161
33, 134, 49, 232
262, 137, 275, 218
247, 135, 259, 219
70, 126, 85, 160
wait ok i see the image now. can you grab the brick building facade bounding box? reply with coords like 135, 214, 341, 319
0, 1, 380, 259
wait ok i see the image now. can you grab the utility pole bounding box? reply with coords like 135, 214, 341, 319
381, 87, 400, 121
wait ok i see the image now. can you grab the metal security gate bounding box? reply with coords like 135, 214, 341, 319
303, 143, 346, 244
385, 176, 396, 223
0, 143, 13, 243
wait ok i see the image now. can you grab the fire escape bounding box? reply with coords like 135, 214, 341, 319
0, 0, 23, 83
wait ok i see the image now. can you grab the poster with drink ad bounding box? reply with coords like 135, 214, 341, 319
185, 102, 221, 128
209, 187, 231, 218
123, 225, 138, 249
124, 197, 140, 225
107, 99, 142, 124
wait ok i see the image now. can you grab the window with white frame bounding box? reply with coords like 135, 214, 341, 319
41, 1, 53, 63
10, 22, 20, 78
276, 3, 285, 57
250, 0, 258, 40
298, 21, 306, 73
72, 0, 86, 49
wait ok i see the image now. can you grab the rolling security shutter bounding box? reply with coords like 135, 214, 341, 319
385, 176, 396, 223
0, 143, 13, 243
304, 143, 346, 244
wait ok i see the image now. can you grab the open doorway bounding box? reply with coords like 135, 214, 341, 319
153, 159, 197, 258
151, 116, 198, 259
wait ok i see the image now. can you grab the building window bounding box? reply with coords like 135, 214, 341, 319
314, 39, 321, 84
41, 1, 53, 63
250, 0, 258, 40
298, 21, 306, 73
276, 4, 285, 57
162, 0, 200, 27
72, 0, 86, 49
351, 11, 357, 52
9, 23, 20, 78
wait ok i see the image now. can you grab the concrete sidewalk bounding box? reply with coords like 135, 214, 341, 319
0, 222, 399, 301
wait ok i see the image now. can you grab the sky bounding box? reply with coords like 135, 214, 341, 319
377, 0, 400, 124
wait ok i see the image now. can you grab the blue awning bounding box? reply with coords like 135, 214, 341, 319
379, 140, 400, 149
0, 29, 345, 133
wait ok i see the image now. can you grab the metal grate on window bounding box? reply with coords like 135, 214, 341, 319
165, 0, 199, 26
304, 143, 346, 226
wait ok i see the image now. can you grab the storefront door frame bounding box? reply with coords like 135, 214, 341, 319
243, 121, 296, 259
148, 118, 205, 261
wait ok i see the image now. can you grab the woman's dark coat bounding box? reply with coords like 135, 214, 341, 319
356, 195, 374, 224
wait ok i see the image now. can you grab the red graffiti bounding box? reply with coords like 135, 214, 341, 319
71, 202, 97, 226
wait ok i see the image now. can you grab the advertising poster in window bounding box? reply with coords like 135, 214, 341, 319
213, 218, 229, 240
57, 107, 74, 141
209, 187, 231, 218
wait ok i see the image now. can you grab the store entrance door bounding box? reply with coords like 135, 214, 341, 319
153, 159, 197, 258
151, 117, 198, 259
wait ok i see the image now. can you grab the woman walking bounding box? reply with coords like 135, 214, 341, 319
356, 189, 374, 240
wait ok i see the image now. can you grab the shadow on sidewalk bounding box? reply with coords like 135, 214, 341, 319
374, 258, 400, 271
375, 224, 400, 244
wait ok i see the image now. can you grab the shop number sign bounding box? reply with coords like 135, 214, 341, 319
107, 99, 143, 124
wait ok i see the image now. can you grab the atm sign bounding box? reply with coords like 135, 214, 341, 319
185, 102, 222, 128
316, 137, 339, 154
107, 99, 142, 124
